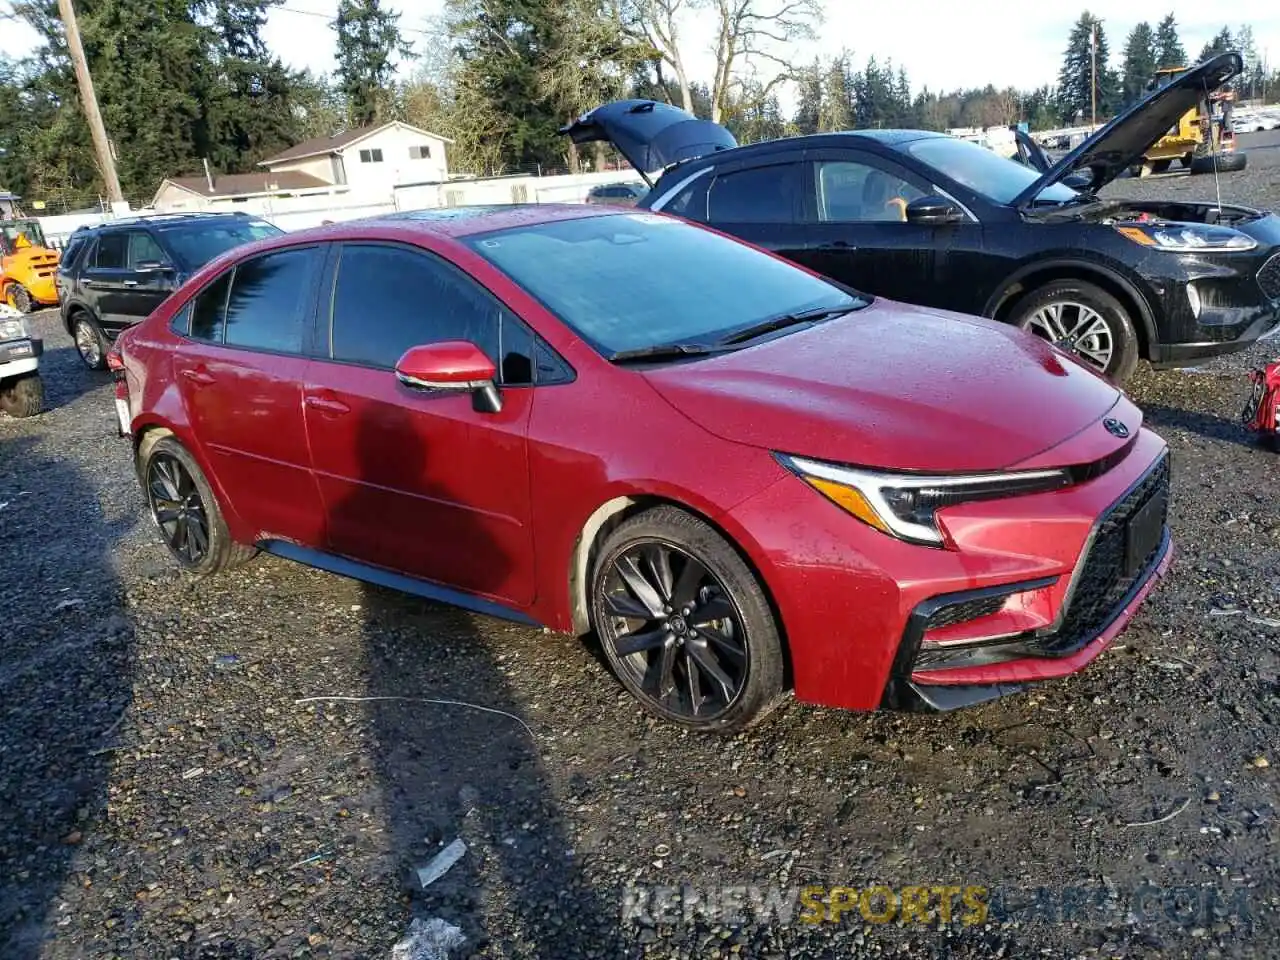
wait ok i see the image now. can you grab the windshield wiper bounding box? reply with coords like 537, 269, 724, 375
608, 342, 734, 364
716, 304, 856, 347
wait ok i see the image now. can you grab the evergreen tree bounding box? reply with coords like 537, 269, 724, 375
1153, 13, 1186, 69
791, 60, 823, 135
1120, 22, 1156, 106
1056, 12, 1118, 124
1198, 27, 1234, 65
333, 0, 412, 126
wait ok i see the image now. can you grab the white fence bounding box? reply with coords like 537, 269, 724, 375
35, 169, 645, 246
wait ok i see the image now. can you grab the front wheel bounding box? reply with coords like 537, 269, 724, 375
1010, 279, 1140, 384
139, 435, 255, 575
8, 285, 32, 314
0, 373, 44, 417
590, 506, 785, 733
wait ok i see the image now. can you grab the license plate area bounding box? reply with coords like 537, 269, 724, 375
1124, 491, 1166, 577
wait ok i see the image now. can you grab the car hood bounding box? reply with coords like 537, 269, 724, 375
1013, 52, 1242, 206
642, 303, 1124, 473
559, 100, 739, 185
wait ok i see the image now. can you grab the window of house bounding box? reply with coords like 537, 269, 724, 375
409, 145, 432, 159
358, 148, 384, 163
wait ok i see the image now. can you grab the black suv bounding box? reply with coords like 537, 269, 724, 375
564, 54, 1280, 383
56, 212, 282, 369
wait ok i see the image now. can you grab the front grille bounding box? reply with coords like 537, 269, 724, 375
1259, 252, 1280, 302
1041, 454, 1170, 655
924, 595, 1005, 631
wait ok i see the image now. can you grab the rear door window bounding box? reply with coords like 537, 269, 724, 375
92, 233, 128, 270
189, 273, 231, 343
707, 162, 804, 223
222, 247, 320, 354
126, 231, 168, 269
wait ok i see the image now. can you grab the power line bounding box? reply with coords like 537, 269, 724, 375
276, 4, 432, 36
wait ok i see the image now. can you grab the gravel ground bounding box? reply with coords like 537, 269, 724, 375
3, 155, 1280, 959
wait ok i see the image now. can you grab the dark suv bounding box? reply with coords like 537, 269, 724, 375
56, 212, 281, 369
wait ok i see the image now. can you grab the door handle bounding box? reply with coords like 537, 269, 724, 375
304, 393, 351, 415
819, 240, 855, 250
181, 367, 215, 386
80, 278, 94, 286
123, 279, 138, 287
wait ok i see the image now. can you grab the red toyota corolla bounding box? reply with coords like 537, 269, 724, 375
107, 205, 1173, 732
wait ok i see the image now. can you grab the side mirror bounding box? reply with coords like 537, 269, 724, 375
905, 195, 965, 226
395, 340, 502, 413
136, 259, 173, 273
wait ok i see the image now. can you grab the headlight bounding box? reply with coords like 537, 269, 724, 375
0, 318, 27, 341
777, 454, 1071, 547
1115, 223, 1256, 252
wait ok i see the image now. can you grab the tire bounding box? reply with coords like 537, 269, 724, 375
71, 312, 109, 370
1151, 159, 1172, 174
590, 505, 785, 733
138, 435, 255, 575
1009, 279, 1141, 385
1180, 153, 1194, 169
1190, 152, 1247, 174
8, 285, 32, 314
0, 373, 44, 417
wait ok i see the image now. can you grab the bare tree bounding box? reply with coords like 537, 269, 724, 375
626, 0, 698, 113
708, 0, 822, 123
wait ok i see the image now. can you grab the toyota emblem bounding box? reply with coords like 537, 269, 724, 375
1103, 417, 1129, 438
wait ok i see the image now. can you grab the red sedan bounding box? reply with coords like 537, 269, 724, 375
108, 205, 1172, 732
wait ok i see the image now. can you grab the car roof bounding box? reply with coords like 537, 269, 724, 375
656, 128, 948, 175
79, 212, 266, 234
287, 203, 628, 242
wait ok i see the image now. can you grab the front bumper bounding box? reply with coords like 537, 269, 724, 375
0, 337, 43, 376
725, 422, 1172, 713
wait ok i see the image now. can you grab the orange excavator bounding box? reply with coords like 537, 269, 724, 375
0, 193, 60, 312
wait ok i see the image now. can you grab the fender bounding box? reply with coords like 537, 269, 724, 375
60, 297, 100, 335
983, 257, 1161, 361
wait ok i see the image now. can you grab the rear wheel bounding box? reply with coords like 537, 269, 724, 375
8, 285, 32, 314
139, 435, 255, 575
1010, 279, 1140, 384
0, 373, 44, 417
1190, 152, 1247, 174
72, 313, 108, 370
590, 506, 785, 733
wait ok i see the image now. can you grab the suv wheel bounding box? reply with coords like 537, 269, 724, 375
8, 285, 32, 314
139, 435, 255, 575
590, 505, 786, 733
72, 313, 108, 370
0, 373, 44, 418
1010, 279, 1140, 384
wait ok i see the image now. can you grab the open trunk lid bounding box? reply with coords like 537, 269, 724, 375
559, 100, 738, 186
1011, 52, 1242, 207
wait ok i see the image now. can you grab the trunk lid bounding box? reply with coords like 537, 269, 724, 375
1012, 52, 1242, 207
559, 100, 738, 186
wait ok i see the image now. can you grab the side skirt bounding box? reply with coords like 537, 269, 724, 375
258, 539, 542, 627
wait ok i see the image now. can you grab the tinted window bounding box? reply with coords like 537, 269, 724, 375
330, 244, 501, 371
93, 233, 127, 269
708, 163, 802, 223
662, 175, 710, 222
813, 160, 927, 222
155, 220, 282, 271
59, 234, 90, 273
189, 272, 231, 342
902, 136, 1077, 205
464, 213, 861, 356
223, 248, 315, 353
127, 230, 167, 268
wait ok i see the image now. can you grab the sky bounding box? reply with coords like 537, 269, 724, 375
3, 0, 1280, 100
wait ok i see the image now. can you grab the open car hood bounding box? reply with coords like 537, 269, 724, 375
1012, 52, 1242, 206
559, 100, 738, 186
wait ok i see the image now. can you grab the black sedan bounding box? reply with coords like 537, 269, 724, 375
563, 53, 1280, 383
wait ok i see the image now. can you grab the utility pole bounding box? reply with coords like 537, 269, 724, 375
56, 0, 127, 214
1090, 19, 1098, 129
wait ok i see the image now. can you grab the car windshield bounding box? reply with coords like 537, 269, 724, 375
463, 213, 861, 356
156, 220, 282, 270
903, 136, 1079, 206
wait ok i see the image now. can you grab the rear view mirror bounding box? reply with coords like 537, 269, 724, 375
905, 195, 965, 226
395, 341, 502, 413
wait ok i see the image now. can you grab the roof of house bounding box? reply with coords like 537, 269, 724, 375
163, 171, 335, 199
259, 121, 454, 167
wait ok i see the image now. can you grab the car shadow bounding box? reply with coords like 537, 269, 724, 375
1141, 402, 1261, 449
324, 399, 610, 954
26, 344, 112, 415
0, 434, 136, 957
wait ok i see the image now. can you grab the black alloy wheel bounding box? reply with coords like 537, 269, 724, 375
591, 506, 785, 732
146, 451, 210, 566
